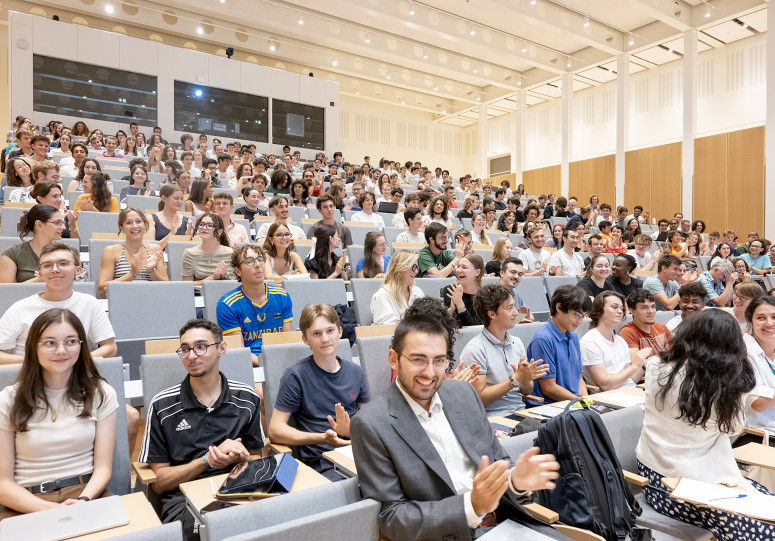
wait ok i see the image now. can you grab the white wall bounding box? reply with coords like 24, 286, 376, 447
10, 12, 338, 159
338, 93, 467, 175
479, 32, 767, 170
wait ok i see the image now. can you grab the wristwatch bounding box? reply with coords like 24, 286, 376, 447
508, 374, 520, 389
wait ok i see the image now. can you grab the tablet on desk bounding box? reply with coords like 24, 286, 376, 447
0, 495, 129, 541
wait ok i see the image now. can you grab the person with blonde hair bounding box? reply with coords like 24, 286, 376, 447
455, 195, 480, 220
370, 250, 425, 325
469, 211, 492, 245
485, 237, 513, 275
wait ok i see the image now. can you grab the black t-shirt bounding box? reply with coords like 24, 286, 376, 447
578, 277, 611, 298
456, 210, 473, 220
441, 285, 481, 327
304, 252, 341, 278
607, 276, 643, 298
234, 206, 266, 221
485, 260, 502, 275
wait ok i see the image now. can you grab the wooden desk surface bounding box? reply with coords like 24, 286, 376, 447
179, 459, 330, 512
734, 442, 775, 470
322, 449, 357, 476
0, 493, 161, 541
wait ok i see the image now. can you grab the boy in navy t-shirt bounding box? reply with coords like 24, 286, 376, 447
267, 304, 370, 480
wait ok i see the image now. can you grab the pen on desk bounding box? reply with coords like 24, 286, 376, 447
709, 494, 747, 502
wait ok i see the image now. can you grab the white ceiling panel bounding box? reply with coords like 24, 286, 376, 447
491, 98, 517, 110
440, 117, 477, 127
525, 94, 546, 106
531, 83, 563, 99
661, 37, 712, 55
633, 47, 682, 66
702, 20, 755, 44
577, 66, 617, 83
739, 10, 767, 33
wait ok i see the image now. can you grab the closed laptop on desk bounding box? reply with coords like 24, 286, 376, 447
0, 495, 129, 541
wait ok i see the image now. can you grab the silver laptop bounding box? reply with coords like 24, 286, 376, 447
0, 495, 129, 541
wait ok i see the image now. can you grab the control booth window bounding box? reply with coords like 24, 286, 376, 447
272, 99, 325, 150
33, 54, 157, 126
174, 81, 268, 142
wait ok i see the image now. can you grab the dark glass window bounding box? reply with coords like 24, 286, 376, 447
32, 54, 157, 126
272, 99, 325, 150
174, 81, 268, 142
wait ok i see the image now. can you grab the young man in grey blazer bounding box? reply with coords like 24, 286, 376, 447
351, 313, 568, 540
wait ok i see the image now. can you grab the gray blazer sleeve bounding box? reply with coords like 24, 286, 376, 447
350, 413, 474, 541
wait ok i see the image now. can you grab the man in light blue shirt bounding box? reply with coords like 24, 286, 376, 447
695, 258, 735, 307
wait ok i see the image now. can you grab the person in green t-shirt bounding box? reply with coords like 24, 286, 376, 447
417, 222, 463, 277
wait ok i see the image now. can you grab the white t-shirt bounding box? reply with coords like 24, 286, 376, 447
395, 231, 425, 244
255, 221, 306, 240
0, 380, 118, 486
392, 213, 408, 228
547, 249, 584, 277
370, 285, 425, 325
351, 211, 385, 229
580, 328, 636, 389
626, 249, 650, 268
0, 292, 115, 355
745, 333, 775, 429
518, 249, 550, 275
665, 314, 683, 335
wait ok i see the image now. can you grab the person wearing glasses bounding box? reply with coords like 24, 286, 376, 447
350, 309, 563, 541
0, 204, 67, 283
217, 245, 293, 366
181, 213, 235, 286
527, 285, 592, 405
417, 222, 464, 278
139, 318, 267, 540
370, 250, 425, 325
268, 304, 369, 480
0, 308, 118, 519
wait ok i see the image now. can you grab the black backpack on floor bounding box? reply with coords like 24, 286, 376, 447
533, 399, 647, 541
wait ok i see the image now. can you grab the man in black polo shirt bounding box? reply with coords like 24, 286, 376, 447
139, 319, 266, 540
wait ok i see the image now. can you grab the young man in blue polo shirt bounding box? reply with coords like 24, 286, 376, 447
268, 304, 370, 480
527, 285, 592, 404
217, 245, 293, 366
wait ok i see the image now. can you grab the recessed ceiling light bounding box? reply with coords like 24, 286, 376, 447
331, 59, 338, 67
197, 27, 204, 35
584, 15, 590, 27
298, 13, 304, 25
105, 4, 114, 14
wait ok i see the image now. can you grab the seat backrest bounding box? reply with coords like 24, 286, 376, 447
141, 348, 254, 407
286, 206, 306, 223
348, 225, 377, 247
350, 278, 383, 326
203, 477, 362, 541
698, 255, 711, 272
514, 276, 550, 320
509, 322, 544, 350
77, 211, 121, 247
0, 206, 28, 237
414, 277, 455, 299
165, 241, 200, 281
294, 243, 311, 261
346, 246, 367, 271
126, 194, 161, 211
201, 280, 240, 320
543, 276, 581, 299
107, 281, 196, 340
0, 357, 130, 496
654, 310, 677, 325
281, 279, 348, 330
0, 237, 22, 256
108, 522, 183, 541
260, 339, 353, 421
576, 317, 592, 339
68, 190, 85, 211
452, 325, 483, 365
222, 499, 380, 541
0, 282, 97, 322
356, 333, 393, 400
599, 406, 645, 473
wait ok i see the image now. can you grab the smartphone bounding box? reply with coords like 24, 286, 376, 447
201, 500, 236, 514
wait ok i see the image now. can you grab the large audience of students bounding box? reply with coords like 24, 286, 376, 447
1, 116, 775, 540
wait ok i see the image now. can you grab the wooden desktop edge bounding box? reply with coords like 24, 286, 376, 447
132, 461, 157, 484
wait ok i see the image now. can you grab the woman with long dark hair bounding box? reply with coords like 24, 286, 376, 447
147, 184, 193, 247
73, 172, 118, 213
67, 157, 101, 199
118, 164, 154, 205
0, 309, 117, 517
304, 223, 347, 279
636, 309, 775, 540
356, 231, 390, 278
0, 205, 67, 283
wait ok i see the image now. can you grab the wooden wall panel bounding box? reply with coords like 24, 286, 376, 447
522, 165, 561, 198
483, 173, 517, 190
569, 155, 616, 208
727, 126, 764, 237
650, 142, 682, 223
624, 148, 652, 213
694, 134, 728, 234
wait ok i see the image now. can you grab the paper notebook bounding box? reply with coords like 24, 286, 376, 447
671, 478, 775, 522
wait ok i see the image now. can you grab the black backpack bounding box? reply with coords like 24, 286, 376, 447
533, 399, 646, 541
